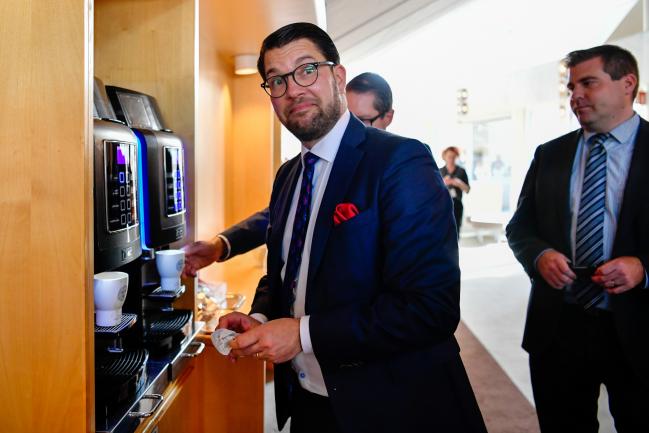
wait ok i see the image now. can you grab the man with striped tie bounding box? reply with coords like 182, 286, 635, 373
507, 44, 649, 432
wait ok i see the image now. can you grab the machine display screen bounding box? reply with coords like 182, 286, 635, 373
117, 92, 162, 131
105, 141, 138, 232
164, 146, 185, 216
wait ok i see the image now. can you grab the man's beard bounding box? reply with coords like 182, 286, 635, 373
284, 83, 342, 142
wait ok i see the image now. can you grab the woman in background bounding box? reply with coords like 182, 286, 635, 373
440, 146, 470, 236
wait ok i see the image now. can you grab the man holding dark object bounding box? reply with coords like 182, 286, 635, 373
507, 44, 649, 432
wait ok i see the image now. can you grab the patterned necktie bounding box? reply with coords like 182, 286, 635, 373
573, 133, 609, 309
284, 152, 319, 313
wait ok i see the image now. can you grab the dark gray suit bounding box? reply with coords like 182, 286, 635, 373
506, 118, 649, 431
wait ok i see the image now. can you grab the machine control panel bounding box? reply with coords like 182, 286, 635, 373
163, 146, 185, 216
105, 141, 138, 232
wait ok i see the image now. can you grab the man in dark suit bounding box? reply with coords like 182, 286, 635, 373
182, 72, 396, 276
216, 22, 486, 433
507, 44, 649, 432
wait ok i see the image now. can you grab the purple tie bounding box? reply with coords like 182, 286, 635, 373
284, 152, 319, 313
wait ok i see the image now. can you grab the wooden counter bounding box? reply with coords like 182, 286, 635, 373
136, 342, 265, 433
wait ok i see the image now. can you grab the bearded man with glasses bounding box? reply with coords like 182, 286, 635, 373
211, 22, 486, 433
183, 73, 396, 274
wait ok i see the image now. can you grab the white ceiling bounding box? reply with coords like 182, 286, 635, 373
326, 0, 468, 60
327, 0, 644, 67
202, 0, 642, 78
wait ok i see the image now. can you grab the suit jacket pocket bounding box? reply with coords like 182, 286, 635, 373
333, 208, 375, 231
320, 207, 380, 295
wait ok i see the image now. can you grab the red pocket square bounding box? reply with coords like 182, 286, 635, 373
333, 203, 359, 226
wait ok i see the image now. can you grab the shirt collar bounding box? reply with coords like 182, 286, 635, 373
301, 110, 351, 163
582, 113, 639, 144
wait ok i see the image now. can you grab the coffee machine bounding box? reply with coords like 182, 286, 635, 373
94, 82, 203, 433
93, 78, 142, 273
105, 86, 186, 249
105, 84, 197, 370
92, 78, 150, 425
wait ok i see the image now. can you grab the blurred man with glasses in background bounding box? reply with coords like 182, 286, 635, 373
346, 72, 394, 129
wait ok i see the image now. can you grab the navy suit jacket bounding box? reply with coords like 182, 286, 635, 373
221, 208, 268, 259
251, 116, 485, 432
507, 118, 649, 384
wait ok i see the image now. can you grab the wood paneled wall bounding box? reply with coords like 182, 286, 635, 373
0, 1, 93, 432
192, 0, 233, 284
227, 76, 274, 228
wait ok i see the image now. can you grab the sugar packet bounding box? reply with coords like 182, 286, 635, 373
210, 328, 239, 356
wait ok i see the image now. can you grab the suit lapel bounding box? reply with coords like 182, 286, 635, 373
268, 156, 301, 278
555, 131, 581, 253
613, 118, 648, 256
306, 117, 366, 303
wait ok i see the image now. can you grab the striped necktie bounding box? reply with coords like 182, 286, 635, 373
573, 133, 609, 309
283, 152, 319, 314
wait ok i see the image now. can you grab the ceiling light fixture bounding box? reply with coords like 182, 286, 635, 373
234, 54, 257, 76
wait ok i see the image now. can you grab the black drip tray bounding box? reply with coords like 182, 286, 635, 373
143, 310, 192, 356
145, 309, 192, 337
96, 349, 148, 410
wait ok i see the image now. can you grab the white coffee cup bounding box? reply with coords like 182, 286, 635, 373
156, 249, 185, 292
94, 271, 129, 327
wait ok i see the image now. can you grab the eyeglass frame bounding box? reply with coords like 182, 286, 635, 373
260, 61, 337, 98
357, 111, 387, 126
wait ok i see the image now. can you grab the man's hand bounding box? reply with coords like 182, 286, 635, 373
229, 318, 302, 364
217, 311, 261, 334
537, 250, 576, 289
592, 256, 645, 295
182, 236, 225, 277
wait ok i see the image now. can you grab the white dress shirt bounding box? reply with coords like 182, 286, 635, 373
282, 110, 350, 396
251, 110, 350, 396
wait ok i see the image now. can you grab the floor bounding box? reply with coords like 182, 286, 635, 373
459, 236, 616, 433
263, 236, 618, 432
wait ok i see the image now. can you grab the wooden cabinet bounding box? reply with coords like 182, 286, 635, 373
0, 1, 315, 432
0, 1, 94, 432
130, 342, 264, 433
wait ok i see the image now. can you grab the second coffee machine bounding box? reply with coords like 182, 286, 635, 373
104, 84, 193, 356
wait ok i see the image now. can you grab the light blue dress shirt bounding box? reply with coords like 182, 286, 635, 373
567, 113, 642, 308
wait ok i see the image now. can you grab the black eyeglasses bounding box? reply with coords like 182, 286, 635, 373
261, 61, 336, 98
357, 112, 385, 126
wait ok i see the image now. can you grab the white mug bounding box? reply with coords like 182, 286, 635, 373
156, 249, 185, 292
94, 271, 129, 327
